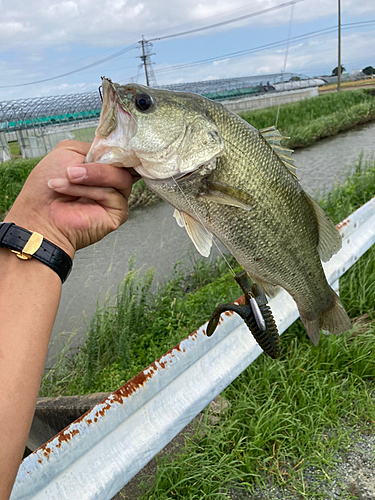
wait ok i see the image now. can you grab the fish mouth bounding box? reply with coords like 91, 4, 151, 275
86, 78, 140, 169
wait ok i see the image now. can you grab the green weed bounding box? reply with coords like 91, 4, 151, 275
0, 157, 41, 218
144, 324, 375, 499
241, 89, 375, 149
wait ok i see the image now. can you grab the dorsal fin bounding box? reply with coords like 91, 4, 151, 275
259, 126, 297, 180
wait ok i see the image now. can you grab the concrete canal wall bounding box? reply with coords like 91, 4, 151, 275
223, 87, 318, 113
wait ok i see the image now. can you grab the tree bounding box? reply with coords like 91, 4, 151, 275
331, 65, 346, 76
289, 76, 301, 81
363, 66, 375, 75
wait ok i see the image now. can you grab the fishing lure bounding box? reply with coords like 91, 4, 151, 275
206, 270, 280, 359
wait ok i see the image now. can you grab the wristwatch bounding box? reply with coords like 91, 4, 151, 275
0, 222, 72, 283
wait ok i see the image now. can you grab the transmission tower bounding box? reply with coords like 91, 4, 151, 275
139, 36, 157, 87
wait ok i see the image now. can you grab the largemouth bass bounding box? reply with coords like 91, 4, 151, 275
87, 77, 352, 345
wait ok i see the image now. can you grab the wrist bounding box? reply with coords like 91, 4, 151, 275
0, 223, 73, 284
4, 207, 75, 260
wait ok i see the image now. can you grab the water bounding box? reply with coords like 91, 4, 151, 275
295, 121, 375, 197
46, 121, 375, 368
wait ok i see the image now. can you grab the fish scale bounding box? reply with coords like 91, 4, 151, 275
87, 78, 352, 346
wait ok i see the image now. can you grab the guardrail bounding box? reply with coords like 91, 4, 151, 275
11, 197, 375, 500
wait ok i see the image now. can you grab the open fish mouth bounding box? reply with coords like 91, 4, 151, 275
86, 78, 140, 169
86, 77, 225, 180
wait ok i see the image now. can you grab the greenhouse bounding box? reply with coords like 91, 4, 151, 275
0, 91, 102, 161
0, 72, 320, 162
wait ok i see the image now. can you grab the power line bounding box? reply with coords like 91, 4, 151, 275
151, 27, 338, 75
148, 0, 305, 42
118, 19, 375, 85
0, 43, 139, 89
149, 20, 375, 77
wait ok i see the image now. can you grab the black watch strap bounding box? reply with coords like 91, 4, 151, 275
0, 223, 72, 283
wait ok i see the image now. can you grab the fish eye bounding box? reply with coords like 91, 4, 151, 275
135, 93, 153, 112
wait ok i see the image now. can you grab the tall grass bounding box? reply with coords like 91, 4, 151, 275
240, 89, 375, 148
0, 157, 40, 218
144, 323, 375, 499
40, 252, 240, 396
320, 152, 375, 225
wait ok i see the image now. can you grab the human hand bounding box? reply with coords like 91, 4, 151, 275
4, 140, 134, 259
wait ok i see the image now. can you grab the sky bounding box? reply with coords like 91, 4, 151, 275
1, 0, 375, 101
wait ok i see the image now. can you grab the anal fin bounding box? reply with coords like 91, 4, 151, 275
252, 277, 280, 299
305, 193, 342, 262
245, 270, 280, 299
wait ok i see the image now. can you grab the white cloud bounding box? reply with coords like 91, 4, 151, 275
1, 0, 375, 99
1, 0, 374, 51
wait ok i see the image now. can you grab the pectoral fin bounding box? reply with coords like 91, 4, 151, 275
173, 209, 213, 257
198, 180, 253, 211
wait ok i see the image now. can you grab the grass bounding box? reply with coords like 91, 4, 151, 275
240, 89, 375, 149
40, 252, 241, 396
143, 324, 375, 499
40, 153, 375, 499
0, 157, 41, 218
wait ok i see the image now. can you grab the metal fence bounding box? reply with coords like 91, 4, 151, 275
10, 197, 375, 500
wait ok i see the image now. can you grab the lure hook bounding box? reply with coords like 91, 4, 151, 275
206, 270, 280, 359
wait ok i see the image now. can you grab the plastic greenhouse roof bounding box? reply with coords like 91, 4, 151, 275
0, 91, 102, 130
0, 72, 314, 131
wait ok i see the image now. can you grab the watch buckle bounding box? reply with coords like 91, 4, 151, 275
11, 232, 43, 260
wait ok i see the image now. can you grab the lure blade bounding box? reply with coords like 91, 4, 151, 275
250, 296, 266, 331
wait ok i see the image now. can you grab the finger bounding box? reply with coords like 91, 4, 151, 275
54, 140, 91, 156
67, 163, 133, 199
48, 180, 129, 223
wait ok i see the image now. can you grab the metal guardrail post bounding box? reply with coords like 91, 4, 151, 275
11, 198, 375, 500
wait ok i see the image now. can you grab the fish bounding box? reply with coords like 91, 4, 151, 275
86, 77, 352, 346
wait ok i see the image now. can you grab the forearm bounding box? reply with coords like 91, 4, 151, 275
0, 248, 61, 499
0, 140, 133, 498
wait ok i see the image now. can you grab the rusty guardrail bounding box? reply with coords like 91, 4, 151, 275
11, 197, 375, 500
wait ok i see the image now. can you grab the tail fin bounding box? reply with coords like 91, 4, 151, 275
300, 290, 352, 346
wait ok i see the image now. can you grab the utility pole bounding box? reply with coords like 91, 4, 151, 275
140, 36, 150, 86
338, 0, 341, 92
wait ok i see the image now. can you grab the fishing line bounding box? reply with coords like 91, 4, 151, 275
170, 2, 295, 283
252, 0, 295, 274
275, 1, 295, 129
171, 174, 236, 276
